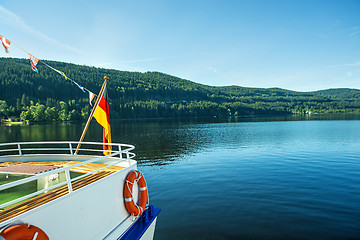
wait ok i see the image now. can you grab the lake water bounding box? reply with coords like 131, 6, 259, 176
1, 116, 360, 239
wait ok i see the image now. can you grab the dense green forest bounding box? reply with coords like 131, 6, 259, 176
1, 57, 360, 122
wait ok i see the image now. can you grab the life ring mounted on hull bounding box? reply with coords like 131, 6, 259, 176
0, 224, 49, 240
123, 170, 148, 217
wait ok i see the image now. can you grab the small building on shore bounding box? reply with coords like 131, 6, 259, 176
1, 116, 28, 125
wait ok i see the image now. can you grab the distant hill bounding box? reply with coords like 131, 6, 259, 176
315, 88, 360, 100
0, 57, 359, 121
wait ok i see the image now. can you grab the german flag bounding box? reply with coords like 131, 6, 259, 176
93, 83, 112, 155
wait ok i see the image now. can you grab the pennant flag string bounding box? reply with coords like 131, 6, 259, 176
41, 61, 69, 80
0, 34, 97, 103
41, 62, 97, 101
75, 82, 86, 93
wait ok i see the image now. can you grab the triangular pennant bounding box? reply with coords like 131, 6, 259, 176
89, 91, 95, 106
29, 54, 39, 73
0, 35, 11, 53
74, 81, 85, 92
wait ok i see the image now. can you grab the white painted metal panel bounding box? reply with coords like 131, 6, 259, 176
12, 164, 136, 240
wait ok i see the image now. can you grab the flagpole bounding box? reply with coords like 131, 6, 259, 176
75, 76, 109, 154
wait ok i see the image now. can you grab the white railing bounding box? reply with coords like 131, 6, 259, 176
0, 141, 136, 210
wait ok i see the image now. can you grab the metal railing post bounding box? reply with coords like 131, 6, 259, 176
0, 142, 136, 209
69, 143, 73, 155
65, 170, 73, 193
118, 144, 122, 159
17, 143, 22, 156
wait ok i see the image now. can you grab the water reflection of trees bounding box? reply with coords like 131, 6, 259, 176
2, 115, 360, 166
0, 120, 197, 166
111, 120, 200, 166
0, 123, 85, 143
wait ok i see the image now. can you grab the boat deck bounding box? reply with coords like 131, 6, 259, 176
0, 161, 125, 223
0, 161, 125, 173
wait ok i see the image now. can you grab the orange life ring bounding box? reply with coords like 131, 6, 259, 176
0, 224, 49, 240
123, 170, 148, 216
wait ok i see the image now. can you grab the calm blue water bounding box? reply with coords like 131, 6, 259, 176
1, 117, 360, 239
137, 119, 360, 240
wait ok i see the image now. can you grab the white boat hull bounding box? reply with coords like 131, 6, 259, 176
0, 142, 160, 240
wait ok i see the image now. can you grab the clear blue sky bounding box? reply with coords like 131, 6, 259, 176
1, 0, 359, 91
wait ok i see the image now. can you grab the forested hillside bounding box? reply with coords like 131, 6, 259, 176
315, 88, 360, 100
1, 57, 360, 122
